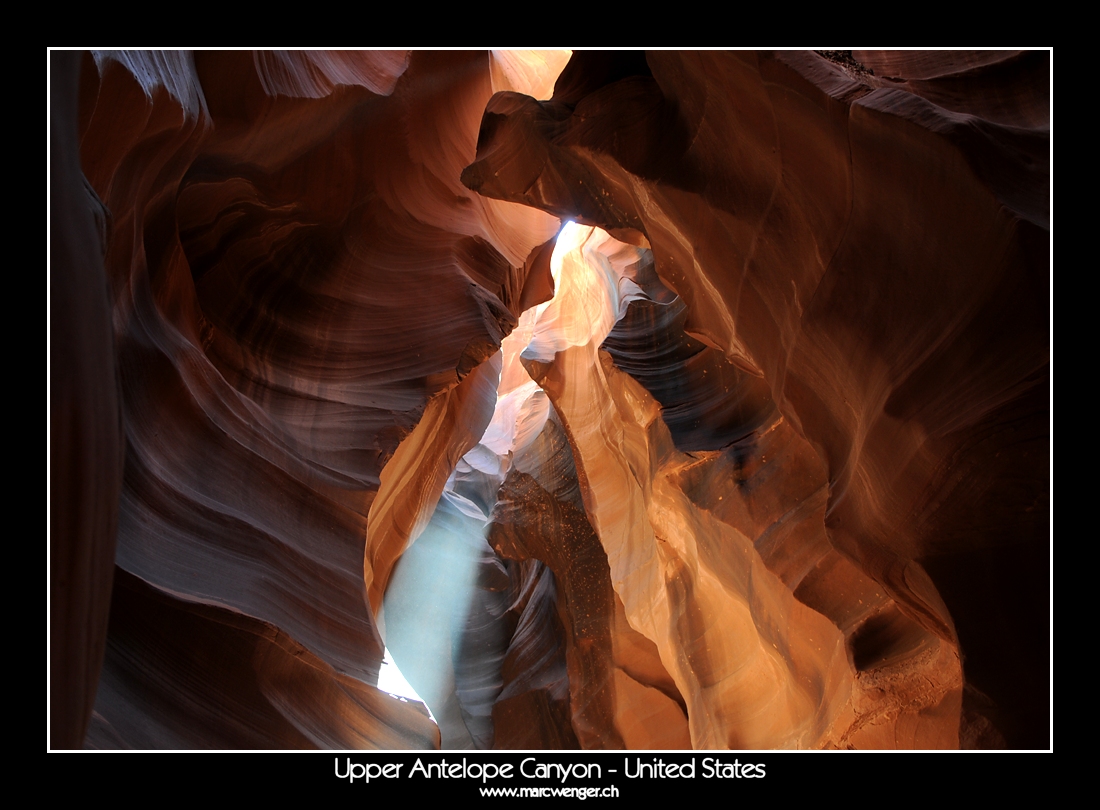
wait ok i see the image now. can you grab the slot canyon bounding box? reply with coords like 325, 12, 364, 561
49, 49, 1050, 750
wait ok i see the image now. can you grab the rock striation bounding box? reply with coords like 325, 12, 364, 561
50, 49, 1049, 749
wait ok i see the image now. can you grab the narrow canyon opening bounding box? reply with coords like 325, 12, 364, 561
366, 218, 957, 750
371, 223, 664, 747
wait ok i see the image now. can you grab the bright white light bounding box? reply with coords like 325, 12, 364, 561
377, 645, 433, 718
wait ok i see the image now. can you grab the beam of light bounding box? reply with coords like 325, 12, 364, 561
379, 484, 492, 747
378, 220, 649, 746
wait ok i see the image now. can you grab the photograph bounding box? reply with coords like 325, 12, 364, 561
49, 49, 1051, 770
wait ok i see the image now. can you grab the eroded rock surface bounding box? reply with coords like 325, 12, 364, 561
464, 50, 1049, 748
50, 49, 1049, 749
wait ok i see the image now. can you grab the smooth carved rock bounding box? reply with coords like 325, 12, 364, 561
466, 50, 1049, 748
50, 51, 123, 749
490, 558, 580, 750
87, 569, 438, 749
50, 50, 1048, 750
514, 225, 856, 748
490, 413, 690, 749
59, 49, 558, 748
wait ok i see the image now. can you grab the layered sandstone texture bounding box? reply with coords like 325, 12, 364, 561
50, 49, 1049, 750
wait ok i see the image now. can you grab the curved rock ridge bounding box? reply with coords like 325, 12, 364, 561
519, 225, 859, 748
252, 51, 411, 99
51, 49, 1048, 750
86, 568, 439, 750
602, 291, 777, 453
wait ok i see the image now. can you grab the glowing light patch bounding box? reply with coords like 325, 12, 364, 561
489, 50, 572, 101
377, 646, 432, 717
526, 222, 648, 363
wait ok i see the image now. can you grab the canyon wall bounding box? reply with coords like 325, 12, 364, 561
49, 49, 1049, 749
